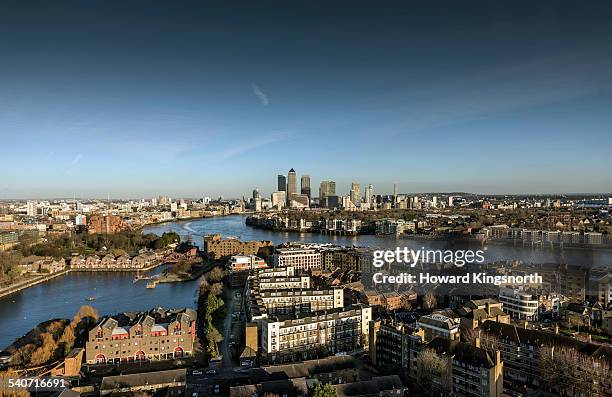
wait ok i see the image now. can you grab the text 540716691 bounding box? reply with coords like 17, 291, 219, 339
1, 377, 68, 391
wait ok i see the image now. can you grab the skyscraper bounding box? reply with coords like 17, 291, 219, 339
350, 182, 361, 205
287, 168, 297, 202
365, 184, 374, 205
319, 180, 336, 201
301, 175, 311, 198
277, 175, 287, 192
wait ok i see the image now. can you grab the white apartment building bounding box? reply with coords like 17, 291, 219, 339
257, 276, 311, 290
499, 287, 539, 321
260, 305, 372, 359
257, 288, 344, 315
273, 248, 322, 271
256, 265, 296, 278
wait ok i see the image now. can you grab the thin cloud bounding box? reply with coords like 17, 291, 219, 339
251, 84, 270, 106
70, 153, 83, 165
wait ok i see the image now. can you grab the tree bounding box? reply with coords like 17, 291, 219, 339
310, 383, 337, 397
416, 349, 448, 396
59, 324, 76, 355
210, 282, 224, 296
207, 267, 225, 283
539, 344, 610, 396
423, 292, 437, 310
0, 369, 30, 397
74, 305, 99, 324
29, 333, 57, 366
206, 324, 223, 357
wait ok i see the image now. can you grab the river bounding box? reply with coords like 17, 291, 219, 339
2, 214, 610, 349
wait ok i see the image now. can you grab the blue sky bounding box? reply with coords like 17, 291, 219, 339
1, 1, 611, 199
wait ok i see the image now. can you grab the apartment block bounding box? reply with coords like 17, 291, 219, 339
260, 304, 372, 361
417, 314, 460, 343
85, 308, 196, 364
203, 234, 273, 260
273, 247, 322, 271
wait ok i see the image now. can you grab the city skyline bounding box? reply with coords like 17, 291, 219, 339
1, 1, 612, 198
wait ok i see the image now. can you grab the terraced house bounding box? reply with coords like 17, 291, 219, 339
85, 308, 196, 364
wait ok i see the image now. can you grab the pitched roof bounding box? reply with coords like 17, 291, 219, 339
427, 338, 496, 368
480, 320, 612, 364
100, 368, 186, 391
333, 375, 404, 397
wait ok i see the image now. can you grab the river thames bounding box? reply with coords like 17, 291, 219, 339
2, 214, 610, 348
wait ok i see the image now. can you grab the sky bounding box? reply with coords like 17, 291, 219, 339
1, 0, 611, 199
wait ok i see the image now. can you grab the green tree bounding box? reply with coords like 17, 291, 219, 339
310, 383, 336, 397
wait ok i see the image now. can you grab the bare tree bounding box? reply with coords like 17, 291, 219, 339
416, 348, 448, 396
539, 344, 611, 397
423, 293, 436, 310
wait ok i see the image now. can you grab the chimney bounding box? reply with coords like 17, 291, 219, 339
486, 302, 491, 316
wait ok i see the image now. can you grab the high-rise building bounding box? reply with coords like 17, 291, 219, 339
252, 188, 260, 200
350, 182, 361, 205
448, 196, 454, 207
300, 174, 311, 198
271, 191, 286, 210
364, 184, 374, 205
26, 201, 36, 217
286, 169, 297, 202
319, 180, 336, 201
277, 175, 287, 192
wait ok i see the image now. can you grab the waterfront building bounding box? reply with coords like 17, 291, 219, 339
375, 219, 407, 235
322, 195, 340, 209
17, 256, 65, 274
203, 234, 274, 260
289, 193, 310, 208
287, 168, 297, 203
273, 247, 323, 271
301, 174, 311, 198
321, 247, 373, 273
85, 308, 196, 364
271, 191, 286, 210
70, 251, 156, 270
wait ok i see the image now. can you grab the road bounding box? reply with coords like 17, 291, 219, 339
220, 287, 238, 371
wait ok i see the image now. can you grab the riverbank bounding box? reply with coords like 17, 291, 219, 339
0, 269, 69, 299
138, 211, 255, 230
0, 261, 166, 299
156, 261, 219, 284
